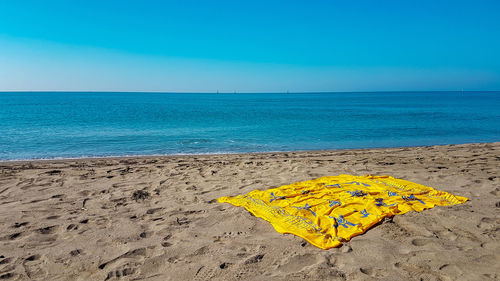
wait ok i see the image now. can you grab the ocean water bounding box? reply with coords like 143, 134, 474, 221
0, 91, 499, 161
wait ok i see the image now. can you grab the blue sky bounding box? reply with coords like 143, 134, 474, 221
1, 0, 499, 92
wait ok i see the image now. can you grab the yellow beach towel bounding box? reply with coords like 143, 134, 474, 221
218, 175, 467, 249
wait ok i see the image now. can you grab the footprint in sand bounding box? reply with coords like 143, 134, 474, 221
104, 264, 138, 281
5, 232, 23, 241
98, 248, 148, 270
243, 254, 264, 265
277, 254, 323, 274
193, 266, 215, 281
476, 217, 500, 238
0, 257, 12, 265
161, 234, 172, 247
359, 267, 388, 278
478, 217, 499, 228
12, 222, 28, 228
439, 263, 464, 279
25, 254, 41, 261
490, 187, 500, 196
36, 225, 59, 235
0, 272, 17, 280
411, 238, 435, 247
23, 254, 48, 279
66, 224, 78, 231
70, 249, 83, 256
438, 229, 458, 241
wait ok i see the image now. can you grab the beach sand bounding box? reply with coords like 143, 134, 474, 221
0, 142, 499, 280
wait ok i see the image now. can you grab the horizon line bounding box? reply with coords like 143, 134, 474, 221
1, 90, 499, 94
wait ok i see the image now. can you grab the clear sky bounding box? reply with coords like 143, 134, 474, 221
1, 0, 499, 92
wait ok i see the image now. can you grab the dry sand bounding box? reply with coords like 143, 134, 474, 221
0, 142, 499, 281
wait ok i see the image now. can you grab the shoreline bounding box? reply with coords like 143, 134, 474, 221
2, 141, 499, 164
0, 142, 499, 280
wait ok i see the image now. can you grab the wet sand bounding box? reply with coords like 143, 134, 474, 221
0, 142, 499, 280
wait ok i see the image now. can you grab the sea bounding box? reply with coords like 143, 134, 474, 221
0, 91, 499, 161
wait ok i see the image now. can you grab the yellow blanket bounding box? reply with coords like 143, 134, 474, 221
218, 175, 467, 249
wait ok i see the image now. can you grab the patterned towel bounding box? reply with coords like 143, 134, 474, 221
218, 175, 467, 249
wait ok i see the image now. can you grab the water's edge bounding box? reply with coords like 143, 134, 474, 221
2, 141, 497, 164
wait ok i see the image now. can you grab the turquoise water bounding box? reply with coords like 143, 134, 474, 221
0, 92, 499, 160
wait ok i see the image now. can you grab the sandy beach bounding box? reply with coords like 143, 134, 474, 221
0, 142, 499, 281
